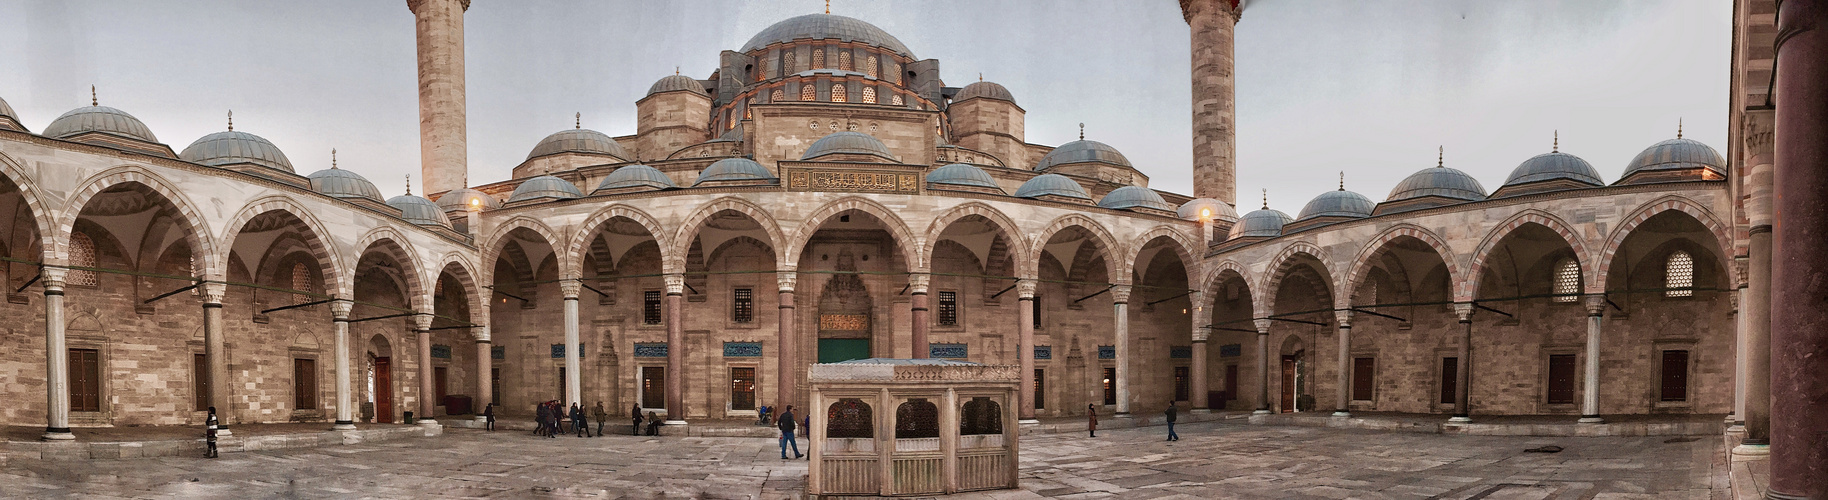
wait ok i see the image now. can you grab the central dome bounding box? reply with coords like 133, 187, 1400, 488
741, 14, 914, 58
1035, 140, 1131, 171
528, 129, 631, 161
802, 131, 898, 162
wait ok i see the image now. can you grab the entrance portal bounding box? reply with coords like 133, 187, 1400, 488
375, 357, 394, 423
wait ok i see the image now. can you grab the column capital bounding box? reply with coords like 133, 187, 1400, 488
1016, 278, 1037, 299
1192, 326, 1212, 342
559, 279, 582, 299
1583, 295, 1607, 317
908, 273, 930, 294
407, 0, 470, 15
663, 274, 685, 295
1180, 0, 1244, 23
474, 325, 491, 342
329, 299, 353, 320
1453, 302, 1475, 322
776, 271, 797, 293
1334, 309, 1353, 328
1110, 284, 1132, 304
1253, 318, 1272, 333
41, 267, 67, 291
412, 312, 434, 332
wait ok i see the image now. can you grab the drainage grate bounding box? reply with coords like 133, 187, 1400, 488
1522, 445, 1563, 453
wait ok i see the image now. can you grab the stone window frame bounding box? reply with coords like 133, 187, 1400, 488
1664, 250, 1695, 298
724, 362, 761, 416
1433, 347, 1459, 411
66, 334, 112, 423
1651, 338, 1699, 411
642, 289, 663, 326
1534, 343, 1583, 414
1349, 348, 1380, 409
934, 289, 961, 331
636, 363, 669, 418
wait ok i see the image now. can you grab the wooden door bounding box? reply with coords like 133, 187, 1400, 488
71, 349, 101, 412
1280, 356, 1296, 412
1033, 368, 1046, 410
1440, 357, 1458, 405
1352, 358, 1376, 401
1547, 355, 1576, 404
434, 367, 447, 403
642, 366, 666, 409
1660, 350, 1689, 402
374, 357, 393, 423
1224, 365, 1239, 403
730, 367, 756, 411
1174, 366, 1189, 402
1102, 367, 1116, 405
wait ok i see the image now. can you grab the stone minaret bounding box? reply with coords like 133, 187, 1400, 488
1182, 0, 1242, 206
409, 0, 469, 198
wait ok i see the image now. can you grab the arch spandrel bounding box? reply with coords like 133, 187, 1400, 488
1028, 213, 1122, 284
1464, 209, 1590, 301
1259, 240, 1332, 310
568, 204, 673, 281
783, 196, 920, 272
350, 226, 430, 311
1595, 196, 1736, 293
479, 215, 570, 285
1131, 224, 1202, 288
432, 251, 484, 327
0, 151, 55, 265
672, 196, 787, 274
55, 165, 217, 281
219, 195, 347, 299
1343, 223, 1462, 309
920, 202, 1028, 273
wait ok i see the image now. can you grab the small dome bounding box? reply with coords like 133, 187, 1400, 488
740, 13, 915, 58
1622, 137, 1725, 180
1297, 189, 1375, 220
596, 164, 676, 192
801, 131, 898, 162
1504, 151, 1604, 188
1177, 198, 1239, 221
1013, 173, 1090, 199
694, 157, 777, 186
508, 175, 584, 203
927, 163, 1000, 189
307, 168, 384, 201
1098, 186, 1175, 212
954, 81, 1016, 105
179, 130, 295, 173
43, 105, 159, 143
1229, 208, 1293, 239
1035, 140, 1131, 171
434, 188, 501, 212
0, 96, 15, 121
386, 194, 451, 227
1387, 167, 1487, 203
0, 96, 21, 129
647, 75, 709, 98
527, 128, 631, 161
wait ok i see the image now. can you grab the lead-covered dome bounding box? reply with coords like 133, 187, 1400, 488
386, 194, 451, 227
1229, 208, 1293, 239
1035, 140, 1130, 171
179, 130, 295, 173
595, 164, 676, 192
43, 105, 158, 143
694, 157, 777, 186
0, 96, 23, 131
1178, 198, 1239, 221
1098, 186, 1175, 212
1297, 189, 1375, 220
1504, 151, 1603, 187
1014, 173, 1090, 199
307, 168, 384, 201
647, 75, 709, 98
1620, 137, 1725, 183
507, 175, 584, 203
801, 131, 898, 162
1387, 167, 1487, 203
954, 81, 1016, 105
528, 128, 631, 161
435, 188, 501, 211
927, 163, 1000, 190
740, 14, 914, 58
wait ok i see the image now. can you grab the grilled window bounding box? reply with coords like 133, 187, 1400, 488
732, 288, 754, 323
783, 52, 797, 73
838, 51, 852, 71
812, 48, 825, 69
895, 399, 939, 439
1666, 251, 1694, 297
770, 88, 785, 102
291, 263, 311, 305
800, 84, 816, 102
827, 398, 873, 438
643, 290, 662, 325
890, 94, 904, 106
937, 291, 957, 326
960, 397, 1002, 435
1553, 258, 1580, 302
831, 84, 847, 103
861, 86, 876, 104
865, 55, 879, 77
69, 232, 97, 286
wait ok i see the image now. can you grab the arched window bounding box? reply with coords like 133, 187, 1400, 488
291, 263, 312, 305
890, 94, 904, 106
770, 88, 785, 102
1666, 251, 1694, 297
744, 106, 752, 119
960, 397, 1002, 435
68, 232, 97, 286
812, 48, 825, 69
1553, 258, 1580, 302
831, 84, 847, 103
755, 65, 766, 82
838, 51, 852, 71
800, 84, 816, 102
888, 62, 902, 84
861, 86, 877, 104
827, 398, 873, 438
865, 55, 879, 77
895, 399, 939, 438
784, 52, 797, 73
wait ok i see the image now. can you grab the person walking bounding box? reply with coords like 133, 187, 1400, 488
1164, 402, 1180, 441
1087, 404, 1098, 438
631, 404, 644, 436
778, 405, 802, 459
572, 403, 591, 438
550, 401, 564, 438
535, 402, 550, 437
645, 411, 662, 436
204, 406, 220, 458
592, 402, 607, 437
483, 403, 495, 431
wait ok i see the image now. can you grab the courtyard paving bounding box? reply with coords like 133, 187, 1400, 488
0, 420, 1728, 499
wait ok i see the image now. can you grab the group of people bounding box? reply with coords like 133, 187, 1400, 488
1086, 402, 1181, 441
533, 400, 610, 438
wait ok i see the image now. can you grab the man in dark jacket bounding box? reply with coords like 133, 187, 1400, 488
778, 405, 802, 459
1164, 402, 1180, 441
535, 402, 550, 437
572, 403, 591, 437
631, 404, 644, 436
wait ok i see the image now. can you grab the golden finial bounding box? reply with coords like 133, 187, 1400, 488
91, 85, 97, 106
1677, 118, 1683, 139
825, 0, 831, 14
1261, 189, 1269, 210
227, 110, 234, 131
575, 112, 581, 129
1078, 123, 1084, 141
1437, 146, 1444, 168
1552, 130, 1558, 153
978, 72, 983, 82
405, 174, 412, 196
331, 148, 338, 169
675, 66, 680, 76
1339, 172, 1345, 191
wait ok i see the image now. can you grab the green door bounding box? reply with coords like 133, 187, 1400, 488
818, 338, 871, 363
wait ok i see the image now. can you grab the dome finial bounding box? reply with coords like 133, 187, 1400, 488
1339, 171, 1345, 191
91, 85, 97, 106
825, 0, 831, 14
1552, 130, 1558, 152
675, 66, 680, 76
405, 174, 412, 196
227, 110, 234, 131
1677, 118, 1683, 139
978, 72, 983, 82
1437, 146, 1444, 168
1078, 122, 1084, 141
330, 148, 338, 169
575, 112, 581, 129
1262, 188, 1269, 210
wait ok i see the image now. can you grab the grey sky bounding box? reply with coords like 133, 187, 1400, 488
0, 0, 1729, 211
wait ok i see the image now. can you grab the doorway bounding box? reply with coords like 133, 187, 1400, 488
374, 357, 393, 423
641, 366, 666, 409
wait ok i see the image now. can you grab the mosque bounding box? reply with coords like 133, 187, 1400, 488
0, 1, 1805, 474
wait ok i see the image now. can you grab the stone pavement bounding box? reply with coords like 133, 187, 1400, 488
0, 420, 1728, 499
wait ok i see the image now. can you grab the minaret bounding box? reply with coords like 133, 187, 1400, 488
1182, 0, 1243, 206
408, 0, 470, 198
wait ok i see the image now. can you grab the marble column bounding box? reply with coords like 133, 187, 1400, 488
1769, 2, 1828, 495
1112, 285, 1132, 416
414, 313, 436, 425
202, 282, 232, 436
1333, 309, 1352, 417
777, 271, 798, 412
332, 300, 356, 430
561, 280, 582, 407
1731, 285, 1748, 429
1253, 318, 1271, 414
1191, 326, 1211, 411
1737, 109, 1777, 456
1450, 303, 1473, 423
663, 274, 686, 424
1016, 279, 1037, 422
474, 326, 492, 423
1579, 296, 1605, 424
910, 273, 930, 359
41, 268, 72, 441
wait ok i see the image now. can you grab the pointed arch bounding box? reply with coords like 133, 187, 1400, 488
1260, 241, 1331, 316
784, 196, 919, 272
349, 226, 429, 311
219, 195, 347, 299
0, 151, 54, 264
480, 215, 569, 283
54, 165, 217, 278
1131, 224, 1202, 287
569, 203, 672, 280
1464, 209, 1589, 301
432, 251, 483, 326
920, 202, 1027, 272
1344, 223, 1461, 308
672, 196, 787, 273
1595, 196, 1735, 292
1026, 214, 1121, 283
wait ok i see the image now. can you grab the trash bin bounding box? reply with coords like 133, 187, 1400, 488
404, 411, 415, 425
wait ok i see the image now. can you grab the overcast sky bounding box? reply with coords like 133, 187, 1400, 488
0, 0, 1730, 211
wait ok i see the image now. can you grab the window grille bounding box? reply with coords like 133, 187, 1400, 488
1553, 258, 1580, 302
643, 290, 662, 324
68, 232, 98, 286
812, 49, 825, 69
770, 88, 785, 102
732, 288, 754, 323
827, 398, 873, 438
960, 397, 1002, 435
800, 85, 816, 101
292, 263, 312, 305
1666, 251, 1694, 297
838, 51, 852, 71
865, 55, 878, 77
937, 291, 957, 326
784, 52, 797, 73
831, 84, 847, 103
890, 94, 904, 106
861, 86, 876, 104
895, 399, 940, 438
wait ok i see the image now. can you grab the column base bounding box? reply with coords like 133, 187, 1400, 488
1192, 408, 1211, 414
1018, 419, 1040, 425
42, 427, 74, 441
215, 427, 234, 437
474, 415, 490, 424
1115, 412, 1132, 418
1447, 416, 1472, 424
1331, 411, 1351, 418
417, 418, 439, 426
1730, 443, 1771, 459
333, 420, 357, 431
1252, 409, 1271, 415
1577, 416, 1604, 424
663, 420, 688, 426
